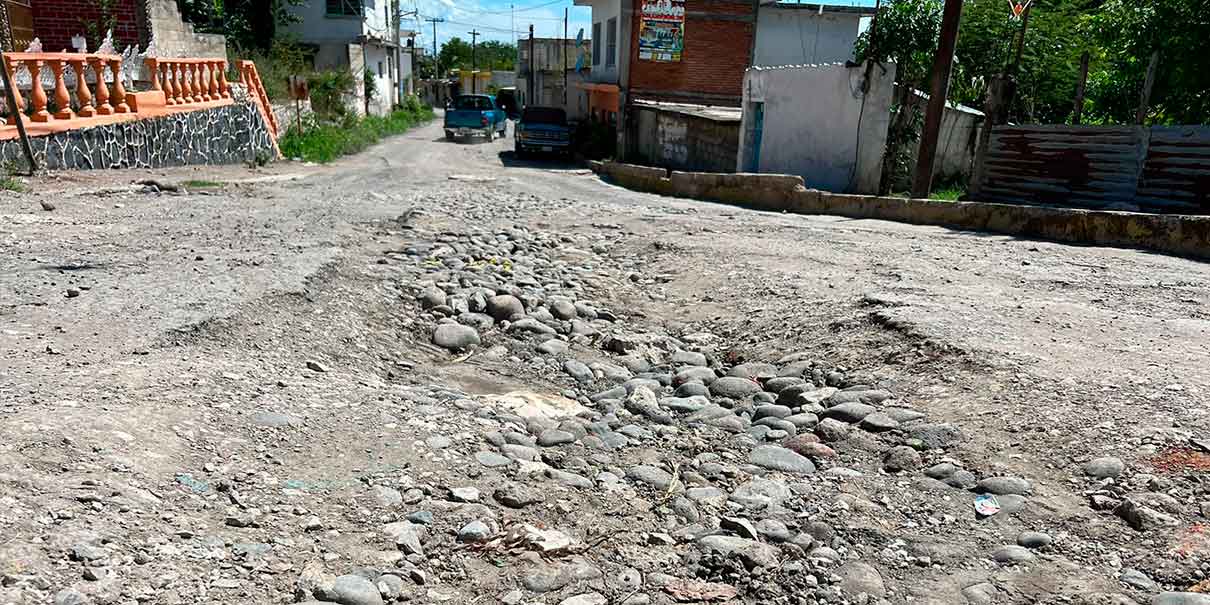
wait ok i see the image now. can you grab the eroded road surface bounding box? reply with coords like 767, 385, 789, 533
2, 119, 1210, 605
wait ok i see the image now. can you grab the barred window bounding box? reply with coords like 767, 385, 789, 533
326, 0, 363, 17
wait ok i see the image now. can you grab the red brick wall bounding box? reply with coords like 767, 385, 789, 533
628, 0, 754, 106
32, 0, 142, 52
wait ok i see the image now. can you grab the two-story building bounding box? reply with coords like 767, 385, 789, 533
517, 36, 592, 121
753, 1, 873, 67
573, 0, 628, 123
284, 0, 401, 116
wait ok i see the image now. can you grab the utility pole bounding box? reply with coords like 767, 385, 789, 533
528, 24, 535, 105
392, 0, 400, 105
911, 0, 964, 199
563, 7, 568, 106
469, 30, 480, 94
425, 17, 444, 79
1072, 51, 1089, 124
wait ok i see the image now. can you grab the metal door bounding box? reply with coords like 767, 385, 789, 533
747, 102, 764, 173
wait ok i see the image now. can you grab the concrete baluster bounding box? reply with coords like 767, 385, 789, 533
90, 58, 112, 115
25, 59, 49, 122
217, 61, 230, 98
146, 58, 161, 93
198, 63, 211, 101
161, 63, 176, 105
70, 58, 94, 117
209, 61, 221, 100
180, 61, 194, 103
109, 58, 129, 113
49, 58, 73, 120
3, 56, 26, 125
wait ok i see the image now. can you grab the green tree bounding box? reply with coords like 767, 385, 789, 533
439, 37, 473, 71
1086, 0, 1210, 124
178, 0, 303, 53
855, 0, 944, 193
439, 38, 517, 72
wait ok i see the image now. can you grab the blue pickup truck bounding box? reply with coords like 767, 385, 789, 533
515, 106, 573, 157
444, 94, 508, 141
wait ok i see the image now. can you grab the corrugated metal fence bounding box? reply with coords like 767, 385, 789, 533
976, 125, 1210, 214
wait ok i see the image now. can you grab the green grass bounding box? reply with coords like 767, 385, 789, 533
0, 176, 25, 192
182, 179, 223, 189
930, 187, 964, 201
279, 104, 435, 164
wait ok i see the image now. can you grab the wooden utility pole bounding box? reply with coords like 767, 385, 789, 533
0, 53, 36, 175
528, 24, 535, 105
469, 30, 480, 94
425, 17, 444, 78
1072, 50, 1089, 124
911, 0, 964, 199
563, 7, 568, 106
1136, 50, 1160, 125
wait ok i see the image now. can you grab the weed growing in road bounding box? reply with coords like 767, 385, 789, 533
0, 176, 25, 192
279, 100, 435, 163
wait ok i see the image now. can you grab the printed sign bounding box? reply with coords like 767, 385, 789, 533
638, 0, 685, 62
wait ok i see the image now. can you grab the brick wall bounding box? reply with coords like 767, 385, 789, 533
628, 0, 754, 106
32, 0, 142, 52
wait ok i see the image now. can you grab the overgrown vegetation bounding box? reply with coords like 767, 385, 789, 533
179, 0, 304, 54
279, 97, 434, 163
307, 69, 358, 120
182, 179, 223, 189
0, 176, 25, 192
237, 38, 309, 102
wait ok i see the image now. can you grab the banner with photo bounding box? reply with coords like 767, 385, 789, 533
638, 0, 685, 62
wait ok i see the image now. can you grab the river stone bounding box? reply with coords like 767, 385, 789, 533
672, 350, 708, 367
457, 520, 492, 543
836, 561, 886, 598
627, 465, 674, 491
884, 407, 927, 423
675, 382, 710, 397
1017, 531, 1052, 549
674, 367, 718, 385
564, 360, 594, 384
432, 324, 480, 350
860, 412, 899, 432
511, 318, 557, 335
537, 338, 569, 355
784, 413, 819, 428
1119, 568, 1157, 591
945, 470, 978, 489
697, 535, 779, 568
814, 418, 850, 442
823, 402, 877, 424
710, 376, 762, 399
417, 286, 446, 309
728, 363, 778, 379
754, 404, 793, 420
538, 429, 576, 447
487, 294, 525, 321
924, 463, 957, 479
327, 574, 384, 605
1084, 457, 1126, 479
476, 451, 513, 467
749, 446, 816, 474
992, 545, 1035, 564
882, 446, 921, 472
976, 476, 1033, 496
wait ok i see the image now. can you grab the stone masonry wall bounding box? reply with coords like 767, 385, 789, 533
0, 102, 274, 170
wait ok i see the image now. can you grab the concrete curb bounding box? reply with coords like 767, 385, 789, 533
589, 161, 1210, 261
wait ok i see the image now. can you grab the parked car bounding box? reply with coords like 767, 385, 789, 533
514, 107, 573, 158
444, 95, 507, 141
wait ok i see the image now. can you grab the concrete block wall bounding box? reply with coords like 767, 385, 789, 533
146, 0, 226, 57
630, 105, 740, 174
591, 160, 1210, 261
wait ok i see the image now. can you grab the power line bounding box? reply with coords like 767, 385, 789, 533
456, 0, 567, 16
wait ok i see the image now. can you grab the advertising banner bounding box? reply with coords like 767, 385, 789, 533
638, 0, 685, 62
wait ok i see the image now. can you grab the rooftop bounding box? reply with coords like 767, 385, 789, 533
762, 1, 877, 15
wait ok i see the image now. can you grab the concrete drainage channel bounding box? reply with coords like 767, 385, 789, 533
588, 161, 1210, 262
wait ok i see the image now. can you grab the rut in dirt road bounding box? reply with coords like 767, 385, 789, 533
1, 122, 1208, 605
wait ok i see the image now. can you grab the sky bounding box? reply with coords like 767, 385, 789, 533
404, 0, 880, 51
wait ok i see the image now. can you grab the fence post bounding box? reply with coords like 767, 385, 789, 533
1135, 51, 1160, 125
0, 52, 38, 174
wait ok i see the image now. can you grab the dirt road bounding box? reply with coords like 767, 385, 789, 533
1, 119, 1208, 605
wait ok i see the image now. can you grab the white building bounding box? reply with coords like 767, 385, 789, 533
517, 37, 593, 121
573, 0, 630, 121
753, 2, 874, 67
284, 0, 404, 116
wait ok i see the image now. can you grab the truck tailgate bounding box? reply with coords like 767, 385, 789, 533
445, 110, 486, 128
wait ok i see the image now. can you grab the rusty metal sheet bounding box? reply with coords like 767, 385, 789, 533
1137, 126, 1210, 213
978, 125, 1145, 209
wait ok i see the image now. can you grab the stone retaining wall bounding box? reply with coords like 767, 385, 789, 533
590, 161, 1210, 261
0, 101, 275, 171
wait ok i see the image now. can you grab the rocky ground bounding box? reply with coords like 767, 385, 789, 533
1, 119, 1209, 605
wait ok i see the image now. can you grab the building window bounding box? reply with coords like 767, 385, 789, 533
326, 0, 362, 17
592, 22, 601, 66
606, 18, 617, 67
378, 61, 384, 77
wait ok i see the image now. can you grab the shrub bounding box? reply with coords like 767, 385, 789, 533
307, 70, 357, 122
279, 103, 435, 163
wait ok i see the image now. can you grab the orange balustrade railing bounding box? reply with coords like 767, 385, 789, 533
236, 60, 279, 139
0, 53, 281, 144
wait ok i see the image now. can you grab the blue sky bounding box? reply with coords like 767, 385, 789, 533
405, 0, 879, 49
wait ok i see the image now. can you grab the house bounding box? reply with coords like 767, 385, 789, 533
753, 1, 874, 67
11, 0, 224, 56
284, 0, 402, 116
517, 37, 591, 120
573, 0, 627, 123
